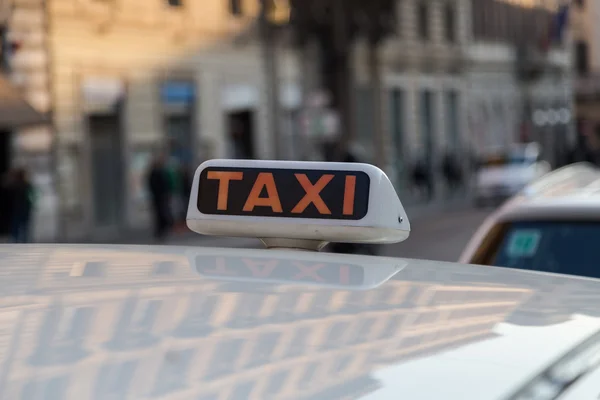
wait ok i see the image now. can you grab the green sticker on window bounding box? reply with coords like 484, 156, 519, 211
507, 230, 541, 257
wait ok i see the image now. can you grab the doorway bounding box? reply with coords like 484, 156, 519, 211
88, 113, 124, 229
227, 110, 255, 159
0, 131, 11, 236
419, 90, 436, 201
166, 114, 193, 164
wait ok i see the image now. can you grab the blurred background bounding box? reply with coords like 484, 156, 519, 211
0, 0, 594, 260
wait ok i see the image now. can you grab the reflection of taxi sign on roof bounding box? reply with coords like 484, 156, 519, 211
188, 248, 405, 290
187, 159, 410, 249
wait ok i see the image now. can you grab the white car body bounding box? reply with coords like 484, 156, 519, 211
474, 142, 551, 205
461, 163, 600, 275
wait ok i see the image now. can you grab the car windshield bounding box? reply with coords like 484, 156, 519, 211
490, 221, 600, 279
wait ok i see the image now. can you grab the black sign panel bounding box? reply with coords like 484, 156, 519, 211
195, 255, 365, 286
197, 167, 370, 220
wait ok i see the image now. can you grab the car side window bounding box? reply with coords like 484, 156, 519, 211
488, 221, 600, 279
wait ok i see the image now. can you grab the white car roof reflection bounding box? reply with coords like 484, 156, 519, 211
1, 244, 600, 399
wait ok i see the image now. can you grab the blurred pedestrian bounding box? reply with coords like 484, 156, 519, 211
8, 167, 35, 243
169, 162, 193, 232
0, 170, 12, 238
147, 153, 172, 242
166, 156, 188, 231
230, 119, 247, 159
442, 151, 462, 194
179, 162, 193, 223
411, 157, 433, 201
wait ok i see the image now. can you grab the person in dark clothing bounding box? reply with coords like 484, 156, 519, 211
179, 162, 194, 223
412, 158, 433, 201
8, 168, 34, 243
0, 171, 12, 237
442, 151, 462, 194
147, 154, 172, 242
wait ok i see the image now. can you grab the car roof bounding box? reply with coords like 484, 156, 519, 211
493, 163, 600, 222
2, 244, 600, 399
459, 163, 600, 264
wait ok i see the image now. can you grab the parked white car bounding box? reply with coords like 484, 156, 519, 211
474, 142, 551, 207
462, 162, 600, 280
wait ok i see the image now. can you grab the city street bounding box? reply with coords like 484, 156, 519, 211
168, 208, 493, 263
382, 208, 491, 262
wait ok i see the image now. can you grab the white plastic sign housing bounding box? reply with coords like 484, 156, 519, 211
186, 159, 411, 244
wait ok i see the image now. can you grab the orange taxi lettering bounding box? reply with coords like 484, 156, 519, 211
243, 173, 283, 212
243, 259, 278, 277
292, 174, 333, 215
207, 171, 243, 211
292, 262, 325, 282
343, 176, 356, 215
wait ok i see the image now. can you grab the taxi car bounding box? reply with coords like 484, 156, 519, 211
1, 159, 600, 399
461, 162, 600, 280
474, 142, 550, 207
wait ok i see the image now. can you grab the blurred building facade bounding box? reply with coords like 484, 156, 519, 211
0, 1, 48, 240
467, 0, 574, 166
301, 0, 575, 201
362, 0, 471, 198
7, 0, 301, 241
298, 0, 471, 200
2, 0, 576, 241
571, 0, 600, 156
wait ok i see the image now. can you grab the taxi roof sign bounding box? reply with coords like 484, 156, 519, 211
186, 159, 410, 247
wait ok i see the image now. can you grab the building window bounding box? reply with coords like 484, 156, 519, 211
446, 91, 460, 150
500, 1, 514, 43
444, 3, 456, 43
167, 0, 183, 7
161, 80, 196, 167
472, 0, 484, 39
389, 89, 405, 158
419, 90, 435, 170
417, 3, 429, 40
56, 307, 94, 342
95, 361, 138, 398
355, 85, 374, 150
488, 0, 502, 41
229, 0, 242, 16
575, 40, 589, 76
389, 88, 406, 190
